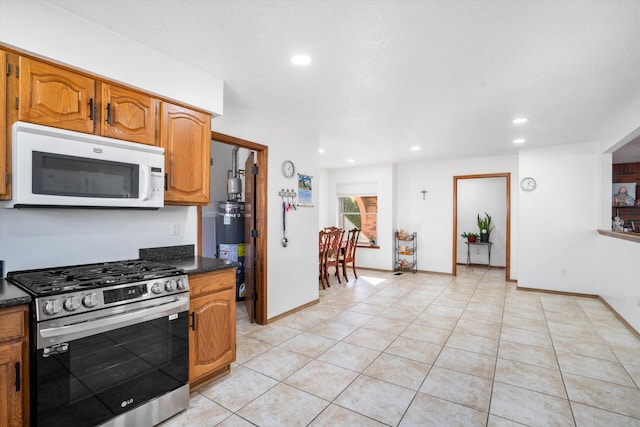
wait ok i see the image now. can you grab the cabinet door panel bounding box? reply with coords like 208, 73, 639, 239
189, 288, 236, 382
161, 103, 211, 205
100, 83, 157, 145
17, 57, 95, 134
0, 341, 24, 426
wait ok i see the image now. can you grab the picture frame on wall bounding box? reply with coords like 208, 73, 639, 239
612, 182, 636, 207
297, 173, 313, 206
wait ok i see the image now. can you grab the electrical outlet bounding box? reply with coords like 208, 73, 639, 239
476, 248, 480, 254
170, 223, 180, 236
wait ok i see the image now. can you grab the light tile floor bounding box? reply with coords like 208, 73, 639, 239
161, 267, 640, 426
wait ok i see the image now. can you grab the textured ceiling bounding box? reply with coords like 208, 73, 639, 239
45, 0, 640, 168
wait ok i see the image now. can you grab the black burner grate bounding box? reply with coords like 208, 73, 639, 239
7, 260, 183, 295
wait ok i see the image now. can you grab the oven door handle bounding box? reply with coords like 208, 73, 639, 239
39, 298, 188, 342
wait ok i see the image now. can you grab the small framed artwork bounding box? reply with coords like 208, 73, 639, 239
612, 182, 636, 207
297, 173, 313, 206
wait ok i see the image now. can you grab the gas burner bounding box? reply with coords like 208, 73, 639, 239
7, 259, 184, 296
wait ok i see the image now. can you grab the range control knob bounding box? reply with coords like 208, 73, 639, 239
151, 282, 163, 294
82, 293, 98, 308
176, 278, 187, 291
164, 280, 175, 292
43, 299, 62, 316
63, 296, 81, 312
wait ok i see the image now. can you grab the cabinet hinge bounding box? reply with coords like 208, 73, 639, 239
15, 97, 19, 110
210, 158, 213, 166
5, 62, 9, 76
5, 173, 9, 185
15, 65, 19, 78
251, 292, 258, 301
251, 165, 258, 175
251, 229, 258, 238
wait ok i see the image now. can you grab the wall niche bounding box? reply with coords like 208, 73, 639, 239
612, 162, 640, 227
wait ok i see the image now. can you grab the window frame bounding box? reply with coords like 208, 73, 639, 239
338, 195, 378, 247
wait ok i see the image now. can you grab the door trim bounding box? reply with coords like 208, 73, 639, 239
452, 173, 511, 281
199, 131, 269, 325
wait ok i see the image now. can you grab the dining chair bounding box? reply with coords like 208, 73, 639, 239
325, 228, 344, 285
318, 230, 334, 289
339, 227, 360, 281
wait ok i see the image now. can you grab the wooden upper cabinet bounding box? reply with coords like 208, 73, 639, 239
99, 83, 158, 146
160, 102, 211, 205
0, 50, 8, 198
15, 57, 96, 134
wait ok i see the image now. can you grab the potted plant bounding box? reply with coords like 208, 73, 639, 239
460, 232, 480, 242
477, 212, 495, 243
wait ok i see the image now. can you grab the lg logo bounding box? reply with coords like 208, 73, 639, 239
120, 398, 134, 408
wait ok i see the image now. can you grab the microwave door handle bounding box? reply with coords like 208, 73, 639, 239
140, 164, 150, 201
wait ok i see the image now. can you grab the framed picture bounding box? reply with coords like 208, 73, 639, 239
297, 173, 313, 206
612, 182, 636, 207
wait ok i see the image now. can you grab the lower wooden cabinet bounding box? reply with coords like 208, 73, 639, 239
0, 305, 28, 427
188, 268, 236, 388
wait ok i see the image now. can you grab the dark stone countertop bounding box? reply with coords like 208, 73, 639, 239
169, 256, 240, 275
139, 244, 239, 275
0, 279, 31, 308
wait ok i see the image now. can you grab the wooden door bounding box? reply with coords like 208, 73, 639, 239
16, 57, 96, 134
160, 103, 211, 205
99, 83, 157, 145
244, 152, 256, 322
0, 50, 7, 198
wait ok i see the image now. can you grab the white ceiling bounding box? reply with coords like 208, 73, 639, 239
45, 0, 640, 168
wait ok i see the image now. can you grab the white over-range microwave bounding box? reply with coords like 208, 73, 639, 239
1, 122, 165, 209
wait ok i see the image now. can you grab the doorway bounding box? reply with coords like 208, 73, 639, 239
452, 173, 511, 281
198, 131, 269, 325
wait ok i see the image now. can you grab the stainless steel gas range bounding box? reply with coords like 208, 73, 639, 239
7, 260, 190, 427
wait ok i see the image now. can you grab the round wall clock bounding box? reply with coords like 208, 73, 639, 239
281, 160, 295, 178
520, 177, 537, 191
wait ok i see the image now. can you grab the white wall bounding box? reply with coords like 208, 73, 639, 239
598, 235, 640, 331
0, 0, 223, 115
0, 207, 197, 271
396, 155, 518, 276
211, 102, 319, 319
0, 0, 220, 272
518, 142, 600, 294
323, 164, 396, 270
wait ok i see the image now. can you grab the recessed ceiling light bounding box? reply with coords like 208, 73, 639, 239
291, 55, 311, 66
411, 146, 421, 151
512, 117, 528, 124
318, 148, 325, 153
347, 159, 355, 163
513, 138, 525, 144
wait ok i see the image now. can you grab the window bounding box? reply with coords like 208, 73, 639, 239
339, 196, 378, 246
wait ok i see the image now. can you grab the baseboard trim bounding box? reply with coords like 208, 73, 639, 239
267, 298, 319, 324
516, 287, 598, 299
516, 287, 639, 338
597, 296, 640, 340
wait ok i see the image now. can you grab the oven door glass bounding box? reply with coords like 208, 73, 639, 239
35, 311, 188, 427
32, 151, 139, 199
